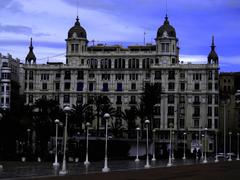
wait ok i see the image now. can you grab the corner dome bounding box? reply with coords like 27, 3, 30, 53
68, 16, 87, 39
157, 15, 176, 38
208, 36, 218, 63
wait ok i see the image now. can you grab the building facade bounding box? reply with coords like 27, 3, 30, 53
22, 16, 219, 151
219, 72, 240, 134
0, 53, 20, 110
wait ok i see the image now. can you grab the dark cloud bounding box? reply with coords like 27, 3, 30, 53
0, 24, 32, 35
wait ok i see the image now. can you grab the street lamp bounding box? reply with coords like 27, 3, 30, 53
195, 133, 198, 161
201, 134, 204, 159
203, 128, 208, 163
59, 106, 72, 175
53, 119, 60, 167
172, 131, 175, 160
214, 130, 219, 163
135, 127, 141, 162
102, 113, 110, 172
182, 132, 186, 160
228, 131, 232, 161
27, 128, 31, 147
84, 122, 91, 165
152, 128, 156, 161
167, 123, 173, 167
237, 133, 240, 161
144, 119, 151, 168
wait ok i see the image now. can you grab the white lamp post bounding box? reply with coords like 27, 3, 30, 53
152, 128, 156, 161
59, 106, 72, 175
135, 127, 140, 162
214, 130, 219, 163
84, 122, 91, 165
167, 123, 173, 167
228, 131, 232, 161
102, 113, 110, 172
237, 133, 240, 160
182, 132, 186, 160
172, 131, 175, 160
0, 113, 3, 168
144, 119, 150, 168
203, 128, 208, 163
53, 119, 60, 167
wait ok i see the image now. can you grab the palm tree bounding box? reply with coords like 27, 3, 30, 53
140, 83, 161, 130
121, 107, 138, 138
94, 95, 111, 136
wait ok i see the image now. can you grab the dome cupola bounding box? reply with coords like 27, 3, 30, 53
68, 16, 87, 39
157, 15, 176, 38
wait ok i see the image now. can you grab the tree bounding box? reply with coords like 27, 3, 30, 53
140, 83, 161, 130
121, 107, 138, 138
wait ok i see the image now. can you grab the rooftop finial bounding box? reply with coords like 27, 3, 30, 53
211, 35, 216, 50
75, 16, 80, 26
30, 37, 33, 49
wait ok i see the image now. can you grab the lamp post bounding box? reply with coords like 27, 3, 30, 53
167, 123, 173, 167
195, 133, 198, 161
84, 122, 91, 165
214, 130, 219, 163
228, 131, 232, 161
182, 132, 186, 160
0, 113, 3, 168
144, 119, 150, 168
152, 128, 156, 161
102, 113, 110, 172
201, 134, 204, 159
203, 128, 208, 163
172, 131, 175, 160
53, 119, 60, 167
237, 133, 240, 160
27, 128, 31, 147
135, 127, 140, 162
59, 106, 72, 175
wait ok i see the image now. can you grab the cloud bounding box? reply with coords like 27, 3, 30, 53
0, 24, 32, 35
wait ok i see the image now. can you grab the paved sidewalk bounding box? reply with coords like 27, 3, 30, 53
36, 161, 240, 180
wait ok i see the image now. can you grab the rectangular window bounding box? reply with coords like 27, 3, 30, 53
89, 83, 93, 91
168, 70, 175, 80
168, 82, 175, 91
154, 106, 161, 115
117, 83, 122, 91
153, 118, 160, 128
64, 82, 71, 90
77, 82, 83, 91
64, 71, 71, 80
55, 83, 60, 90
42, 83, 47, 90
215, 119, 218, 128
214, 107, 218, 116
64, 94, 70, 103
208, 95, 212, 104
77, 95, 83, 103
180, 83, 185, 91
29, 71, 33, 80
194, 96, 200, 104
77, 71, 84, 80
208, 119, 212, 128
180, 96, 185, 103
168, 95, 174, 104
89, 73, 95, 78
29, 83, 33, 90
102, 83, 108, 91
168, 106, 174, 115
215, 95, 219, 104
193, 106, 200, 116
180, 119, 185, 129
131, 83, 136, 90
208, 107, 212, 116
194, 119, 199, 128
155, 71, 161, 80
56, 73, 61, 79
215, 83, 218, 90
194, 83, 200, 90
208, 71, 212, 80
208, 83, 212, 90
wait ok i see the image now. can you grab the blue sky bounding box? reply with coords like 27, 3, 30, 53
0, 0, 239, 72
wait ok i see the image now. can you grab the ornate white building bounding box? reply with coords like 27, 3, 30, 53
22, 15, 219, 151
